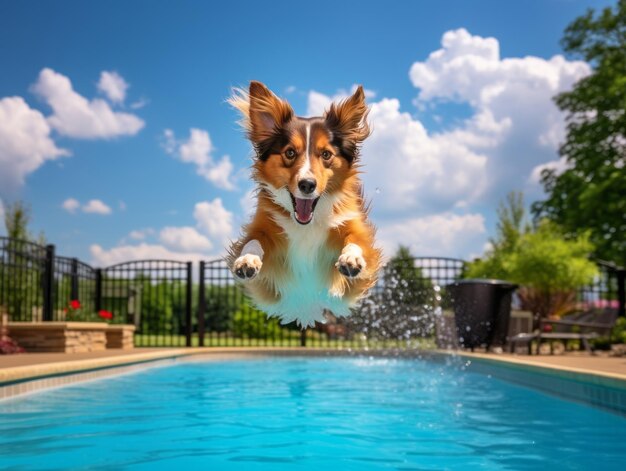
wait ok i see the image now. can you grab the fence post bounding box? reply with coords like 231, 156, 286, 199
300, 328, 307, 347
198, 261, 206, 347
42, 244, 55, 322
70, 258, 79, 301
617, 267, 626, 319
185, 262, 193, 347
95, 269, 102, 313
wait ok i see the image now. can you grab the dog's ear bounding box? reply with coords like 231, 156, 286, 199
324, 86, 371, 162
229, 81, 293, 144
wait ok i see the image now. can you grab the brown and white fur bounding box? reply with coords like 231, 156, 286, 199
227, 81, 382, 327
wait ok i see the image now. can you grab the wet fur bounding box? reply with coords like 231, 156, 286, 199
227, 81, 382, 327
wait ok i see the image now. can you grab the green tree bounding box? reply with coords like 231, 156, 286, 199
467, 193, 598, 321
387, 246, 436, 309
4, 201, 31, 241
1, 201, 46, 321
532, 0, 626, 265
507, 221, 598, 320
467, 191, 530, 280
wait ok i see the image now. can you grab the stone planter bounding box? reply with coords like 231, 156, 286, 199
106, 325, 136, 349
8, 322, 108, 353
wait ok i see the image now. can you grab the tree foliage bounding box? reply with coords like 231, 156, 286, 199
4, 201, 31, 241
467, 192, 597, 319
1, 201, 46, 321
465, 192, 530, 280
532, 0, 626, 265
386, 245, 436, 308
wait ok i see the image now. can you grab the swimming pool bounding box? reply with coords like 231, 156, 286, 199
1, 356, 625, 470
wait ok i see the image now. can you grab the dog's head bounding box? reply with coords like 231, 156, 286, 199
230, 81, 370, 225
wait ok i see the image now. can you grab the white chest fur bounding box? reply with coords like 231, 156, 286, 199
258, 192, 354, 327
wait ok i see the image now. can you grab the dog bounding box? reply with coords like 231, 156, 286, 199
227, 81, 382, 327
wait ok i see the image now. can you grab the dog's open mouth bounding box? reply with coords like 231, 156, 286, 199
290, 193, 320, 225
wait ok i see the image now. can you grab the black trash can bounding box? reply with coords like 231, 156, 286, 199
447, 279, 518, 350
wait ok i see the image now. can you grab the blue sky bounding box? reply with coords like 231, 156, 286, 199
0, 0, 614, 265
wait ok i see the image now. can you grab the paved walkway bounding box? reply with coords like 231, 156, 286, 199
0, 348, 165, 369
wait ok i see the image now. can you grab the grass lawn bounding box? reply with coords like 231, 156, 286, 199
134, 333, 436, 349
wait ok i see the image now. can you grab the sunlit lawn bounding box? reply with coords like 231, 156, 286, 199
134, 333, 437, 349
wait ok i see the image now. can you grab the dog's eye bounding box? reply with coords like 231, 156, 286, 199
321, 150, 333, 160
285, 149, 297, 159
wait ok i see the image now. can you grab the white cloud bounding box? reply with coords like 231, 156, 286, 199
97, 71, 128, 104
308, 91, 488, 215
82, 199, 112, 215
130, 97, 149, 109
90, 243, 208, 266
162, 128, 235, 190
529, 157, 570, 184
408, 28, 589, 202
159, 226, 213, 253
362, 98, 488, 215
32, 68, 144, 139
128, 228, 154, 240
62, 198, 80, 213
63, 198, 113, 215
306, 29, 590, 258
193, 198, 234, 249
377, 213, 486, 259
307, 85, 377, 116
0, 96, 69, 193
91, 198, 235, 266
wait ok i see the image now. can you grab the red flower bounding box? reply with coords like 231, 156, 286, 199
70, 300, 81, 310
98, 310, 113, 320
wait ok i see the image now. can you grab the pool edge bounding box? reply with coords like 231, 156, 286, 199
2, 348, 626, 414
0, 348, 351, 400
446, 351, 626, 415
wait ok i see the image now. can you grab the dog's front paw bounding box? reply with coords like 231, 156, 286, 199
233, 254, 262, 281
336, 244, 366, 278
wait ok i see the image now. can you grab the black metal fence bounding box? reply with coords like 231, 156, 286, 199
0, 238, 48, 322
99, 260, 193, 347
53, 255, 97, 321
190, 256, 464, 348
1, 236, 625, 348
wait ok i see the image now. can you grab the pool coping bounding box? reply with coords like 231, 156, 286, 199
2, 348, 626, 413
0, 348, 351, 399
453, 351, 626, 390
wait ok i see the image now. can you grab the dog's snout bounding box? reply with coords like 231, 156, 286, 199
298, 178, 317, 195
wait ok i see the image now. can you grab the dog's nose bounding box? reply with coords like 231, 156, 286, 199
298, 178, 317, 195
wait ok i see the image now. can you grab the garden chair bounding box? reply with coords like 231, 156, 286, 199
538, 308, 618, 354
509, 308, 618, 355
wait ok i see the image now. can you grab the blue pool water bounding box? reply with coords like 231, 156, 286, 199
1, 357, 625, 470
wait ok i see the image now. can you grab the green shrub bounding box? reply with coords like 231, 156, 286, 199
611, 317, 626, 344
232, 307, 286, 339
465, 192, 597, 320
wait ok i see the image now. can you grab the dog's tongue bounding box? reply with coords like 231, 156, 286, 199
294, 198, 314, 223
